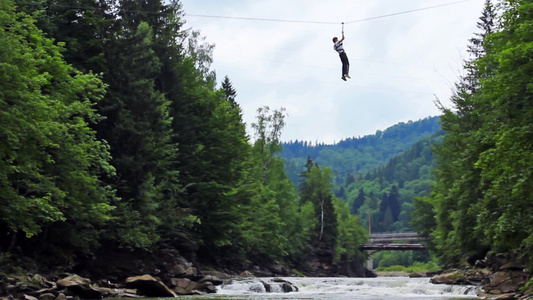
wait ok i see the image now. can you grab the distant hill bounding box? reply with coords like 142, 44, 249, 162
280, 116, 443, 233
281, 116, 441, 185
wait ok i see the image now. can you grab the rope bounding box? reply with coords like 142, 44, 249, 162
185, 14, 338, 25
21, 0, 472, 26
344, 0, 471, 24
187, 0, 471, 26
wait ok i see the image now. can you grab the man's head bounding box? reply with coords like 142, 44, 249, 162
332, 37, 338, 43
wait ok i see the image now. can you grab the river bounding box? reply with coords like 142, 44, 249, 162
174, 276, 481, 300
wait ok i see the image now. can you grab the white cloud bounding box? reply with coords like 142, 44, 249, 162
181, 0, 486, 144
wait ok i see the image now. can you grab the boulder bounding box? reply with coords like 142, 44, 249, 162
281, 282, 296, 292
195, 281, 217, 293
185, 267, 197, 278
28, 275, 54, 290
239, 271, 253, 277
170, 278, 190, 289
464, 268, 491, 284
500, 262, 525, 271
272, 278, 298, 292
56, 293, 67, 300
430, 270, 466, 284
96, 287, 143, 299
56, 274, 91, 288
408, 272, 427, 278
198, 275, 223, 285
174, 286, 194, 295
484, 270, 527, 294
56, 274, 102, 299
125, 274, 176, 298
37, 293, 55, 300
201, 270, 231, 280
269, 263, 288, 276
170, 277, 198, 295
170, 264, 187, 277
203, 284, 217, 294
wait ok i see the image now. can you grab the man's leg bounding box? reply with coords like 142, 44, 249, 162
339, 53, 346, 81
341, 53, 350, 78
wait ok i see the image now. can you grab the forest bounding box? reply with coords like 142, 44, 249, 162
1, 0, 532, 285
282, 117, 443, 233
0, 0, 366, 274
281, 117, 443, 268
412, 0, 533, 270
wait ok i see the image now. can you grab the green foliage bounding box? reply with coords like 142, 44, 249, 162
241, 107, 316, 265
2, 0, 369, 272
283, 118, 442, 236
334, 198, 368, 264
373, 250, 433, 269
375, 261, 440, 273
300, 165, 338, 247
252, 106, 286, 184
413, 0, 533, 269
0, 0, 115, 251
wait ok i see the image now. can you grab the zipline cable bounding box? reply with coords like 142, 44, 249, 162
345, 0, 471, 24
186, 0, 471, 25
185, 14, 338, 25
22, 0, 472, 25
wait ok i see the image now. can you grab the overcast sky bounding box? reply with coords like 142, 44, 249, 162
179, 0, 486, 144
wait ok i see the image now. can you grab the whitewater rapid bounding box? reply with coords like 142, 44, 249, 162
212, 276, 480, 300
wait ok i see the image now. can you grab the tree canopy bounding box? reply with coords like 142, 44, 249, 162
413, 0, 533, 268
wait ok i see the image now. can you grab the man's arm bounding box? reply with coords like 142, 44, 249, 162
339, 34, 345, 43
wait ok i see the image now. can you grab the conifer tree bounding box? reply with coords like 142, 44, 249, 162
221, 76, 238, 109
351, 188, 365, 215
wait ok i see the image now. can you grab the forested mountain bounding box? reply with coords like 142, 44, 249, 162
281, 120, 444, 234
343, 131, 444, 233
282, 116, 441, 186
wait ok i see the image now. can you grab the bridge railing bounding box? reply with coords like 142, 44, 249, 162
369, 232, 424, 244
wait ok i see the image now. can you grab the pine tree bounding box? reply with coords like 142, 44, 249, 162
221, 76, 238, 109
96, 20, 178, 247
351, 188, 365, 215
388, 185, 401, 222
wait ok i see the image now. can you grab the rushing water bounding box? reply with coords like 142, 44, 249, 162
188, 276, 481, 300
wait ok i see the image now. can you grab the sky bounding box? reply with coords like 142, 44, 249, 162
179, 0, 486, 144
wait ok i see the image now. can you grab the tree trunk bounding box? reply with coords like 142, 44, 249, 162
319, 198, 324, 241
7, 231, 17, 253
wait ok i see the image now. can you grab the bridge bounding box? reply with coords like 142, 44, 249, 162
361, 232, 427, 270
360, 232, 427, 251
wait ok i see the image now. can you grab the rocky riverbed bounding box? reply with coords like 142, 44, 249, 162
1, 251, 532, 299
424, 252, 532, 300
0, 270, 300, 299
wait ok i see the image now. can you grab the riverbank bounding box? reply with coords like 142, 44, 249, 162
375, 271, 409, 277
1, 250, 532, 299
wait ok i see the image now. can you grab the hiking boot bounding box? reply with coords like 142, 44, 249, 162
341, 76, 347, 81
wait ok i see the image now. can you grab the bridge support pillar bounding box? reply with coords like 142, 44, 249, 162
366, 255, 373, 270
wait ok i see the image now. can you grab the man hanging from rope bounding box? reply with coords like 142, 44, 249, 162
332, 32, 350, 81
